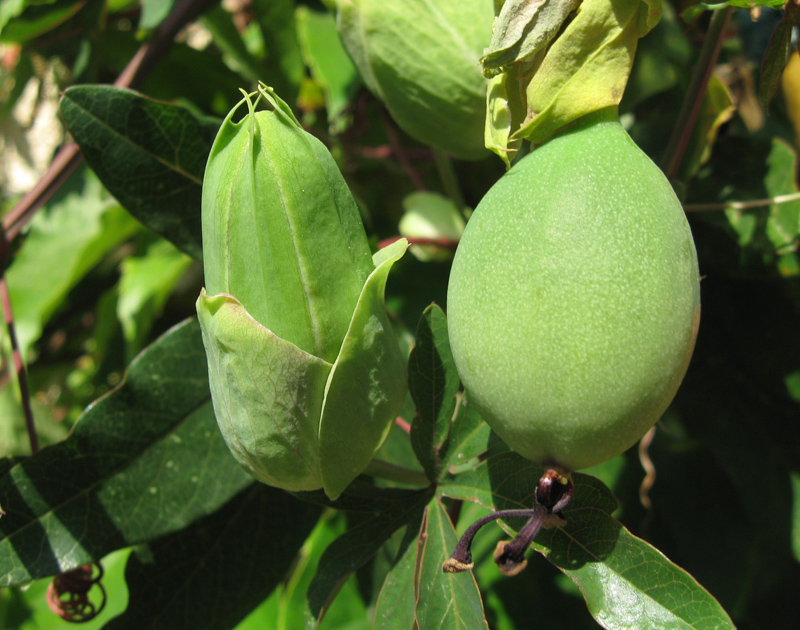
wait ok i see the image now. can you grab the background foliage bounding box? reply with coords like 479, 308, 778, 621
0, 1, 798, 628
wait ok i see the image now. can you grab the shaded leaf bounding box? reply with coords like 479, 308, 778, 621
296, 482, 433, 626
408, 304, 460, 481
764, 139, 800, 257
0, 319, 252, 587
372, 521, 420, 630
252, 0, 305, 103
679, 75, 735, 181
59, 85, 221, 259
437, 399, 494, 475
414, 499, 488, 630
104, 484, 321, 630
758, 3, 798, 112
440, 449, 734, 630
0, 0, 85, 43
200, 4, 264, 83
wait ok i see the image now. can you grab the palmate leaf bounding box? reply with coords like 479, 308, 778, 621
0, 319, 252, 587
59, 86, 221, 259
439, 448, 736, 630
104, 484, 321, 630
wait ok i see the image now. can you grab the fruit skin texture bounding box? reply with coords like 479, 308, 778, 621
447, 109, 700, 472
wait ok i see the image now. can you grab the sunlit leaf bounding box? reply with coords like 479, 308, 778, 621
4, 165, 139, 361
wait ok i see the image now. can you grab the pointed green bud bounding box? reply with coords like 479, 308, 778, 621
197, 86, 408, 500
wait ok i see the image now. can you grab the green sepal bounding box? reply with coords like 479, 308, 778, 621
196, 290, 332, 492
485, 0, 661, 158
319, 238, 409, 499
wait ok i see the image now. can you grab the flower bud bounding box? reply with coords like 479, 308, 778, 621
197, 86, 408, 500
335, 0, 494, 160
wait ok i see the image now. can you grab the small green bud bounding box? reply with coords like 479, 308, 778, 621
197, 86, 408, 500
335, 0, 494, 160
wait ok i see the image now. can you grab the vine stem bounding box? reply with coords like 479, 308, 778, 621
363, 458, 430, 488
1, 278, 37, 454
685, 191, 800, 212
661, 6, 733, 180
1, 0, 218, 247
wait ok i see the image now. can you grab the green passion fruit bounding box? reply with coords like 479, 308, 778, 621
447, 108, 700, 472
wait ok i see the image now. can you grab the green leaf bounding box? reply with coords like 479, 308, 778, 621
117, 238, 194, 361
59, 85, 222, 259
413, 499, 488, 629
252, 0, 305, 103
138, 0, 177, 30
440, 450, 735, 630
104, 484, 321, 630
297, 482, 433, 626
200, 4, 265, 83
0, 0, 84, 43
758, 3, 797, 112
408, 303, 460, 481
3, 165, 140, 360
764, 139, 800, 257
295, 6, 360, 131
437, 400, 494, 474
372, 521, 419, 630
0, 319, 253, 587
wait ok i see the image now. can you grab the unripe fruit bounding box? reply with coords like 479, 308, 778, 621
447, 108, 700, 472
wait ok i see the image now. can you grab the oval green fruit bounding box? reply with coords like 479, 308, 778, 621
447, 109, 701, 472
